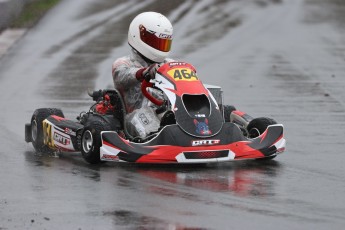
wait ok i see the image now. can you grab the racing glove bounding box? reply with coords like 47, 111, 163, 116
136, 63, 158, 82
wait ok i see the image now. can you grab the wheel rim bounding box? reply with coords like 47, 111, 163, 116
82, 130, 93, 153
31, 120, 38, 142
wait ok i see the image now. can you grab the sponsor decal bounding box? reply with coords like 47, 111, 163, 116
191, 139, 220, 146
53, 132, 70, 145
158, 33, 172, 39
169, 62, 187, 66
194, 118, 212, 135
167, 68, 198, 81
101, 154, 119, 161
139, 113, 150, 125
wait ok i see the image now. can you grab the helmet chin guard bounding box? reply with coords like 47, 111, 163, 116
128, 12, 173, 63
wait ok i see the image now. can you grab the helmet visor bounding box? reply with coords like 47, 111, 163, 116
139, 25, 172, 52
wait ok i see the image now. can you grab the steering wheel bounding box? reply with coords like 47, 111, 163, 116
141, 80, 164, 106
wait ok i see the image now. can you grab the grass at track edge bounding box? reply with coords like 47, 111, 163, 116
10, 0, 61, 29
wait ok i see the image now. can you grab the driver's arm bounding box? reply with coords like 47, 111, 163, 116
112, 58, 140, 89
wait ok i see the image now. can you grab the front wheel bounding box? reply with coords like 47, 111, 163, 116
81, 119, 111, 164
247, 117, 277, 138
223, 105, 236, 122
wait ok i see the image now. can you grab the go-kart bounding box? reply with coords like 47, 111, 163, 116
25, 62, 286, 164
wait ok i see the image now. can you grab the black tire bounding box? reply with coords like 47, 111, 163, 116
81, 118, 112, 164
31, 108, 64, 152
223, 105, 236, 122
247, 117, 277, 138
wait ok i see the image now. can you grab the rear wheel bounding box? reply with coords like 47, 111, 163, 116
31, 108, 64, 152
81, 118, 112, 164
247, 117, 277, 138
248, 117, 278, 161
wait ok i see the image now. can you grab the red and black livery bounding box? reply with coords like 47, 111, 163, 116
25, 62, 286, 164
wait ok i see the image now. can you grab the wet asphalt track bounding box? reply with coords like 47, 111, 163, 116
1, 0, 345, 229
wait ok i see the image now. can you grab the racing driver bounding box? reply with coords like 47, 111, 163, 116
112, 12, 174, 139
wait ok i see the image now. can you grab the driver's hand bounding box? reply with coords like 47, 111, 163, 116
136, 64, 159, 82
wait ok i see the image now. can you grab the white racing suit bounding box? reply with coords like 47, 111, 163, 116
112, 49, 172, 139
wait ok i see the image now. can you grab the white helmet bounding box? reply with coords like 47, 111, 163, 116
128, 12, 173, 63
